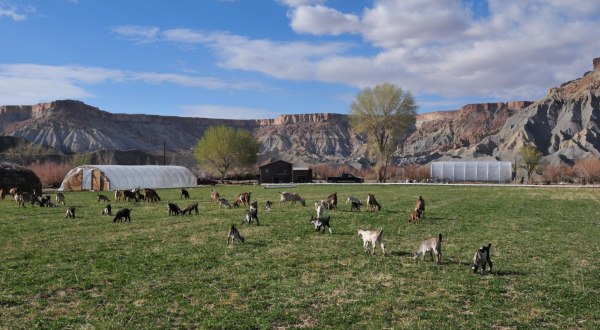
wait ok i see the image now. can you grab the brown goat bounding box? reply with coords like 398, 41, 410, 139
367, 193, 381, 211
415, 196, 426, 218
235, 192, 251, 208
211, 190, 220, 204
409, 209, 422, 223
327, 192, 337, 210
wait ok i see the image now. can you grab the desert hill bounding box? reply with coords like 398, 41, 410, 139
2, 57, 600, 168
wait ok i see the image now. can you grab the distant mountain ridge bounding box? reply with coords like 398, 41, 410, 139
2, 57, 600, 167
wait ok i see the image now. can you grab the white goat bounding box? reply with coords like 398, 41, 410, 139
279, 192, 306, 206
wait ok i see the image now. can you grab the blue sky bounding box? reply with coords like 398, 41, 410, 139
1, 0, 600, 119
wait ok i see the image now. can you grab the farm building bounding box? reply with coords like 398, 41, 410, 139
259, 160, 313, 183
0, 162, 42, 195
59, 165, 197, 191
430, 161, 513, 183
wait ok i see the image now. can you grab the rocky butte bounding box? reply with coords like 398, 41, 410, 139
2, 57, 600, 167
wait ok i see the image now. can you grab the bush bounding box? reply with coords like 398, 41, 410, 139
542, 164, 574, 184
28, 162, 71, 188
573, 157, 600, 184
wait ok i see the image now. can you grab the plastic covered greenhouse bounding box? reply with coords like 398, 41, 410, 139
430, 161, 513, 183
59, 165, 197, 191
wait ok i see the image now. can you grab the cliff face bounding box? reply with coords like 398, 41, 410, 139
2, 57, 600, 167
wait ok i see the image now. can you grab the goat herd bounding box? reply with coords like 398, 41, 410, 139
0, 187, 493, 274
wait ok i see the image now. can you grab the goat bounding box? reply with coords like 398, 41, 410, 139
414, 233, 443, 264
9, 187, 18, 197
40, 195, 56, 207
310, 215, 332, 234
327, 192, 337, 210
241, 208, 259, 226
181, 203, 199, 215
472, 243, 493, 274
265, 200, 273, 211
346, 195, 361, 204
415, 196, 426, 219
113, 208, 132, 222
249, 200, 258, 211
97, 194, 110, 203
314, 200, 329, 211
227, 224, 245, 245
114, 190, 123, 202
167, 202, 182, 216
279, 191, 306, 206
409, 209, 422, 223
218, 198, 232, 209
55, 192, 65, 206
102, 204, 112, 216
65, 207, 76, 219
316, 205, 325, 219
357, 228, 385, 255
181, 188, 190, 199
144, 188, 161, 203
210, 190, 220, 204
122, 190, 139, 202
235, 192, 251, 208
350, 200, 362, 212
366, 193, 381, 211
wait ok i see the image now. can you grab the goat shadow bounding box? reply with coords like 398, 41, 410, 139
389, 251, 414, 257
490, 270, 528, 277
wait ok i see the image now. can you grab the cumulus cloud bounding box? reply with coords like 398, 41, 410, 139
112, 0, 600, 104
181, 104, 278, 119
289, 5, 360, 35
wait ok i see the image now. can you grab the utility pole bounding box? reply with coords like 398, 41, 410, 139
163, 140, 166, 165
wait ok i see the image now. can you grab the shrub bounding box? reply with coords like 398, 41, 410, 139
28, 162, 71, 188
573, 157, 600, 184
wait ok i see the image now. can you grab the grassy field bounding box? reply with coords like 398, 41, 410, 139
0, 184, 599, 329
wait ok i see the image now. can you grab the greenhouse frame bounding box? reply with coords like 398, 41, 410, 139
59, 165, 197, 191
430, 161, 513, 183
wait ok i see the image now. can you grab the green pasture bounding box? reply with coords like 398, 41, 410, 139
0, 184, 598, 329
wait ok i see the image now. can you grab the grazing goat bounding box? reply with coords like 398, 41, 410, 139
113, 208, 132, 222
314, 200, 329, 211
327, 192, 337, 210
235, 192, 251, 208
40, 195, 55, 207
310, 215, 332, 234
218, 198, 232, 209
366, 193, 381, 211
55, 192, 65, 206
409, 209, 422, 223
97, 194, 110, 203
414, 233, 443, 264
210, 190, 220, 204
65, 207, 76, 219
472, 243, 493, 274
181, 203, 199, 215
265, 200, 273, 211
279, 191, 305, 206
415, 196, 426, 218
350, 200, 362, 212
102, 204, 112, 216
242, 208, 259, 226
357, 228, 385, 255
249, 200, 258, 211
227, 224, 245, 245
122, 190, 139, 202
115, 190, 123, 202
9, 187, 18, 197
144, 188, 161, 203
181, 188, 190, 199
346, 195, 361, 204
167, 202, 182, 216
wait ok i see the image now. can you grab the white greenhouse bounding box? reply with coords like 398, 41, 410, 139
430, 161, 513, 183
59, 165, 197, 191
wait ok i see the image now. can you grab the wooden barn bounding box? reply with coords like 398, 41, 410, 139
258, 160, 313, 184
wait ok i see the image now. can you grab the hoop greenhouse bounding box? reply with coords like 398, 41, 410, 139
430, 161, 513, 183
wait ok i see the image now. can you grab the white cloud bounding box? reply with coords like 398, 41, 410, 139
181, 104, 278, 120
277, 0, 325, 7
0, 2, 27, 21
111, 25, 160, 43
0, 63, 266, 105
289, 5, 360, 35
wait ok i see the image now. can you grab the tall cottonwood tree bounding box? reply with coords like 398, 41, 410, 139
350, 83, 417, 182
194, 126, 259, 183
519, 145, 543, 181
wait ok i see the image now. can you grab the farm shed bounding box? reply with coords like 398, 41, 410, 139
292, 167, 312, 183
259, 160, 292, 184
59, 165, 197, 191
430, 161, 513, 183
0, 162, 42, 195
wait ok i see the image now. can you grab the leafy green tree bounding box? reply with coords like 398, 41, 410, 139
519, 145, 543, 181
350, 83, 417, 182
194, 126, 259, 183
